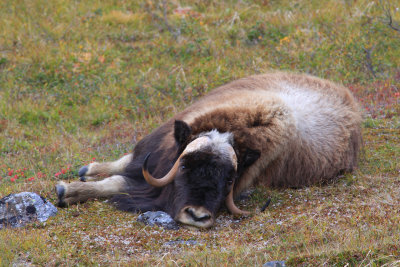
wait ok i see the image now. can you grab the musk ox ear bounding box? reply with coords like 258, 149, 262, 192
242, 148, 261, 169
174, 120, 192, 148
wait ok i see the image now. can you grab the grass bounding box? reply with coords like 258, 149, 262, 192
0, 0, 399, 265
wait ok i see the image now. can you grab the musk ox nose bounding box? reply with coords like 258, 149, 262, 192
175, 206, 214, 228
185, 207, 211, 221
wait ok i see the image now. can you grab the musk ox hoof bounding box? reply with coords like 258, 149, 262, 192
55, 183, 66, 208
78, 166, 89, 177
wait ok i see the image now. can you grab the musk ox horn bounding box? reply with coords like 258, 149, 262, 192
142, 153, 180, 187
226, 145, 238, 171
141, 136, 210, 187
225, 184, 250, 215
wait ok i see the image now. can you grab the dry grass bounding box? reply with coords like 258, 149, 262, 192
0, 0, 399, 265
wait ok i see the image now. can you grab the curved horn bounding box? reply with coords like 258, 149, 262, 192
226, 145, 238, 171
142, 153, 180, 187
225, 184, 250, 215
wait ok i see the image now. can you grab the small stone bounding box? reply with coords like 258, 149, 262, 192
137, 211, 179, 230
237, 189, 255, 201
0, 192, 58, 229
263, 261, 286, 267
164, 240, 198, 246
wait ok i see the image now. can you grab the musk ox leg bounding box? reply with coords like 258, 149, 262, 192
78, 153, 132, 181
55, 175, 129, 207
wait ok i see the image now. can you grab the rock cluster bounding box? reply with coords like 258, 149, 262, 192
0, 192, 57, 229
137, 211, 179, 230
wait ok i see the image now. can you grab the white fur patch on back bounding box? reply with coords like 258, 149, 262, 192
277, 80, 344, 147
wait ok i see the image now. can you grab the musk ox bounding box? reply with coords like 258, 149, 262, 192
55, 72, 362, 228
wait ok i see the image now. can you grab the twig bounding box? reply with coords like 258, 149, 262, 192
144, 2, 163, 31
228, 12, 240, 29
161, 0, 174, 36
364, 45, 377, 78
379, 0, 400, 33
144, 1, 180, 39
260, 198, 271, 212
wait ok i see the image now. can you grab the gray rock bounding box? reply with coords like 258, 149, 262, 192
137, 211, 179, 230
0, 192, 57, 229
164, 240, 198, 246
263, 261, 286, 267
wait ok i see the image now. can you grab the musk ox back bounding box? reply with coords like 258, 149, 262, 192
55, 72, 362, 228
178, 72, 362, 191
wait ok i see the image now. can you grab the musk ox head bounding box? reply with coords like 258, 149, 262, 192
142, 121, 260, 228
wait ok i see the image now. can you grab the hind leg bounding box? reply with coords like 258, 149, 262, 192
78, 153, 132, 181
56, 175, 129, 207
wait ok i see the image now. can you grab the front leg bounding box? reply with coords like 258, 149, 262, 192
56, 175, 129, 207
78, 153, 132, 181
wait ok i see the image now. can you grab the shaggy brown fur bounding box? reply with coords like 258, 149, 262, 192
177, 72, 362, 195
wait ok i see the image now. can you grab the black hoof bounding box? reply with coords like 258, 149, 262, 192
80, 176, 87, 182
55, 184, 65, 198
55, 184, 66, 207
78, 166, 89, 177
57, 200, 67, 208
57, 200, 66, 208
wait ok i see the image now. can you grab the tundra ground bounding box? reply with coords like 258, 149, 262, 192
0, 0, 399, 265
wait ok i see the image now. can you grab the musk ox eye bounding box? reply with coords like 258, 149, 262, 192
181, 165, 186, 170
227, 179, 233, 186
